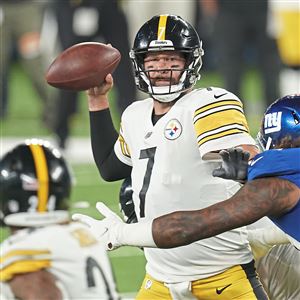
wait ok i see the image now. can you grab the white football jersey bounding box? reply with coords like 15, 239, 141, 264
0, 222, 120, 300
114, 87, 256, 282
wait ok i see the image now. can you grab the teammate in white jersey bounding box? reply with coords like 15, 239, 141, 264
0, 140, 120, 300
82, 14, 267, 299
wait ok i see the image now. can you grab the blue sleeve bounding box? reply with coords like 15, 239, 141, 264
248, 148, 300, 188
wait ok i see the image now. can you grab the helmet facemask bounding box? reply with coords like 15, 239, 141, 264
130, 47, 203, 103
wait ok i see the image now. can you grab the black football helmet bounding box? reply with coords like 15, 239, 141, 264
0, 139, 73, 227
257, 94, 300, 150
119, 177, 137, 224
130, 14, 204, 102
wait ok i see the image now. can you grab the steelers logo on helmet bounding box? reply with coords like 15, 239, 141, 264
130, 14, 204, 103
164, 119, 182, 140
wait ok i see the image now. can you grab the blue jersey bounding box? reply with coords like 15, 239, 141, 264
248, 148, 300, 245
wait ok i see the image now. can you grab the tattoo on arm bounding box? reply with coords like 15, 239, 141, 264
152, 178, 300, 248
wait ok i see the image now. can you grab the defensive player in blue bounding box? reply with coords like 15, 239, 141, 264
73, 94, 300, 250
74, 94, 300, 299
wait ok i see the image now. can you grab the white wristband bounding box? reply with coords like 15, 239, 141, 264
116, 220, 156, 248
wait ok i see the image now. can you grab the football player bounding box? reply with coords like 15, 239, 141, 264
80, 14, 269, 299
0, 140, 120, 300
74, 95, 300, 299
119, 177, 138, 225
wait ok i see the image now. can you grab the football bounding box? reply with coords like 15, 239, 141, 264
45, 42, 121, 91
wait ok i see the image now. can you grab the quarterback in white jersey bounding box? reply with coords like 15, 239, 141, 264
82, 14, 267, 300
115, 87, 255, 281
0, 140, 119, 300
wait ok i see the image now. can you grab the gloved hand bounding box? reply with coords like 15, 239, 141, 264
72, 202, 156, 250
72, 202, 125, 250
212, 147, 250, 182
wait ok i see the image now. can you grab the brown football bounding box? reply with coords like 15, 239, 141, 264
45, 42, 121, 91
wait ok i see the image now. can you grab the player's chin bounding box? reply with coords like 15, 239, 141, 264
152, 80, 172, 86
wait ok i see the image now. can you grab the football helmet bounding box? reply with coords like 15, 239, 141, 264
119, 177, 137, 224
257, 94, 300, 150
130, 14, 204, 102
0, 139, 73, 227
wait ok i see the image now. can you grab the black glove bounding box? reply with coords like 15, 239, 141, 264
212, 147, 250, 182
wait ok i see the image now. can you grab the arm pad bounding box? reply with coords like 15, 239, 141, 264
113, 220, 156, 249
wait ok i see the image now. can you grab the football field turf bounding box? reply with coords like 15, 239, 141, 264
0, 62, 264, 295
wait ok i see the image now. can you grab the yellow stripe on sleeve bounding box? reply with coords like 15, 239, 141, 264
1, 249, 51, 281
1, 249, 51, 263
1, 260, 51, 281
198, 128, 248, 146
194, 109, 250, 146
29, 144, 49, 212
157, 15, 168, 40
118, 134, 131, 158
194, 99, 243, 117
194, 109, 249, 134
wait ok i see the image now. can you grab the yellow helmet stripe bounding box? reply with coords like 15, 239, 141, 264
157, 15, 168, 40
29, 144, 49, 212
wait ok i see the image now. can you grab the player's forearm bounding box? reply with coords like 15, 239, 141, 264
88, 94, 109, 111
94, 178, 298, 249
90, 110, 131, 181
152, 178, 299, 248
238, 144, 260, 159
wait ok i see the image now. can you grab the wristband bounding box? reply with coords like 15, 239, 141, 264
114, 220, 156, 248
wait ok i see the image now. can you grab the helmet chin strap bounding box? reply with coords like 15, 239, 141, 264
152, 93, 182, 103
151, 85, 182, 103
150, 85, 183, 103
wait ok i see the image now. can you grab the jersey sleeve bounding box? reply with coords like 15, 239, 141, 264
0, 233, 52, 282
248, 148, 300, 187
114, 120, 132, 166
193, 92, 256, 157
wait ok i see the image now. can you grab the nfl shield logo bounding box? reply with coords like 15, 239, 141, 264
164, 119, 182, 140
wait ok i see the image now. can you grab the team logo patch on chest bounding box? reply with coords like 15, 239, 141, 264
164, 119, 182, 140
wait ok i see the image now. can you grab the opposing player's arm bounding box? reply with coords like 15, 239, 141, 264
152, 177, 300, 248
237, 144, 260, 158
8, 270, 63, 300
73, 177, 299, 250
